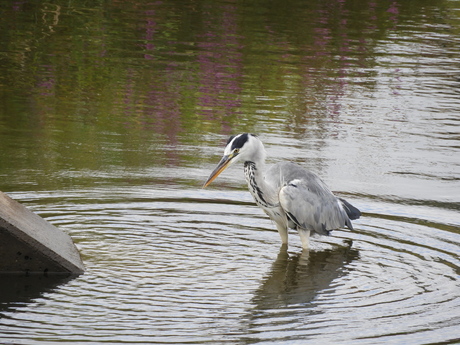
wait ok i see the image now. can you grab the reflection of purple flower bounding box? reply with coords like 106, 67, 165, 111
195, 3, 243, 130
306, 0, 358, 117
387, 1, 400, 28
37, 65, 56, 96
387, 2, 399, 15
144, 10, 157, 60
39, 80, 54, 89
12, 1, 26, 11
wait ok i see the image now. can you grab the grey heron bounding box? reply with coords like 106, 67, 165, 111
203, 133, 361, 249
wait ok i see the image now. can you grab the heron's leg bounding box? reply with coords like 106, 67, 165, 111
299, 246, 310, 264
275, 223, 288, 245
298, 228, 311, 249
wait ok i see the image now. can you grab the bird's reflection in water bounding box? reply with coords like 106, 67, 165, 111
251, 241, 359, 310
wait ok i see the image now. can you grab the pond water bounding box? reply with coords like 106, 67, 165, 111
0, 0, 459, 344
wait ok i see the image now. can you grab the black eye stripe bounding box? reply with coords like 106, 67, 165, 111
230, 133, 249, 150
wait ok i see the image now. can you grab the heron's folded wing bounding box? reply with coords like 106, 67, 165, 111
278, 179, 349, 235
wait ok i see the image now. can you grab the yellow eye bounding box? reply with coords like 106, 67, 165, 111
234, 148, 240, 154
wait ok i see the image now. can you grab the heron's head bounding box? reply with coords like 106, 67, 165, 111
203, 133, 264, 188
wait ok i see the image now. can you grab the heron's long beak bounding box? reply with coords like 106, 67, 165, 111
203, 154, 235, 188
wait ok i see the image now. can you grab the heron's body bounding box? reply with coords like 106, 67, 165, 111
204, 133, 361, 249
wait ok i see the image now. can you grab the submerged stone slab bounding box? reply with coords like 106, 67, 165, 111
0, 191, 84, 274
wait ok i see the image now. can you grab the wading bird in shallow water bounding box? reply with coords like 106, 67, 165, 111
203, 133, 361, 249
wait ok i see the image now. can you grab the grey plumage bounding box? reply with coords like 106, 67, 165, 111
271, 162, 360, 234
203, 133, 361, 249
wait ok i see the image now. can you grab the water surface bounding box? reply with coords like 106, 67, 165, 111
0, 0, 459, 344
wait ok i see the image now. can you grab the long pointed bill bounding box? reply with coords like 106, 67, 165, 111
203, 154, 234, 188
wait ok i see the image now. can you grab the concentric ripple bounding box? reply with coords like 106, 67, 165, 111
0, 187, 458, 344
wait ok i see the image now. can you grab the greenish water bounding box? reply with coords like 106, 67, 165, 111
0, 0, 459, 344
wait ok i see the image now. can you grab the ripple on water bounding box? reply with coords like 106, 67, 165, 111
0, 188, 459, 344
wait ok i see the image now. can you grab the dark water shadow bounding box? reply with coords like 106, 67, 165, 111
251, 242, 359, 310
0, 274, 77, 313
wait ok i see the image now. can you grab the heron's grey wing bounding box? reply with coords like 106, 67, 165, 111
278, 176, 351, 236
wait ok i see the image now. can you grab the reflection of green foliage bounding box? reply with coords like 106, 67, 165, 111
0, 0, 457, 190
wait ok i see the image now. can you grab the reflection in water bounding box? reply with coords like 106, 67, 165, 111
251, 243, 359, 310
0, 274, 76, 312
244, 243, 360, 342
0, 0, 459, 343
196, 2, 243, 130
